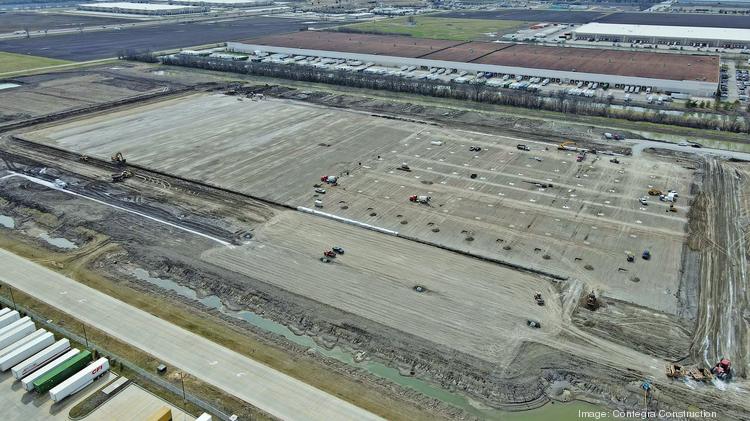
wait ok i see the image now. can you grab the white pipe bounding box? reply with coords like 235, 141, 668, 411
297, 207, 398, 236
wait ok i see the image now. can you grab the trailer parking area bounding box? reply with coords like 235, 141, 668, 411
21, 93, 695, 315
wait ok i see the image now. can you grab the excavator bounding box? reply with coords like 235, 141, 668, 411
111, 170, 133, 182
111, 152, 126, 165
558, 141, 576, 151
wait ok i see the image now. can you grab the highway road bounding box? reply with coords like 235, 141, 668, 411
0, 249, 383, 421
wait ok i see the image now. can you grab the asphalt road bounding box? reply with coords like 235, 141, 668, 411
0, 249, 383, 421
0, 16, 329, 61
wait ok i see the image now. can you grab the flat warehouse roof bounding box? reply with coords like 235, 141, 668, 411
474, 44, 719, 82
246, 32, 464, 58
79, 2, 196, 10
246, 32, 719, 83
575, 23, 750, 43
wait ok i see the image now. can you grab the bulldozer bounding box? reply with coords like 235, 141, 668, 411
79, 154, 89, 162
586, 291, 598, 310
558, 141, 576, 151
111, 152, 126, 165
648, 188, 663, 196
111, 170, 133, 182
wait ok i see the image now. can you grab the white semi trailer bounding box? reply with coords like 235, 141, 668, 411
49, 357, 110, 402
0, 329, 46, 357
0, 332, 55, 371
12, 339, 71, 379
0, 322, 35, 350
0, 316, 30, 336
21, 349, 80, 392
0, 308, 10, 317
0, 310, 20, 329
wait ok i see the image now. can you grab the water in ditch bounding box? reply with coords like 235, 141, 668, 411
0, 214, 15, 229
132, 268, 605, 419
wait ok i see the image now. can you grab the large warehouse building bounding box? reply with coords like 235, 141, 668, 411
169, 0, 273, 7
574, 22, 750, 49
77, 2, 207, 15
227, 32, 719, 96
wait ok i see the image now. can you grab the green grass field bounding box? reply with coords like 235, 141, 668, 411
343, 16, 525, 41
0, 51, 71, 74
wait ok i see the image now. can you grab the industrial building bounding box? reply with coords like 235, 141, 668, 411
169, 0, 273, 7
77, 2, 207, 15
228, 32, 719, 96
574, 22, 750, 49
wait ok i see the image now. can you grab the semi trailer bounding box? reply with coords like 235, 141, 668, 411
21, 349, 80, 392
33, 350, 93, 394
0, 322, 35, 350
0, 310, 20, 329
0, 308, 10, 317
0, 332, 55, 371
49, 357, 110, 402
12, 339, 71, 380
0, 316, 31, 336
0, 329, 46, 357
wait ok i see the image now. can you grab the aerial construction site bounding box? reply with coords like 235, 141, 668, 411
1, 62, 749, 420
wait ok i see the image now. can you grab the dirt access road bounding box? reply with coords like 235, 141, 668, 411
0, 248, 384, 421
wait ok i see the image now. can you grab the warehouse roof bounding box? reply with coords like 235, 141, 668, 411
574, 23, 750, 43
171, 0, 269, 4
79, 2, 197, 10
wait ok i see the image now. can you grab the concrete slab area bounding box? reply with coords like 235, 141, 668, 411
23, 93, 694, 314
89, 383, 194, 421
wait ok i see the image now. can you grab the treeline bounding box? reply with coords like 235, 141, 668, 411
156, 54, 750, 133
118, 49, 159, 63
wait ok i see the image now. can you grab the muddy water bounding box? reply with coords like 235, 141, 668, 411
0, 215, 14, 229
131, 268, 605, 419
38, 232, 77, 249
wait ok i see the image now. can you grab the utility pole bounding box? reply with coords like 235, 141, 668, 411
180, 372, 187, 406
82, 323, 89, 348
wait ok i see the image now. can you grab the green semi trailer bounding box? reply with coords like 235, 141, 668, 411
32, 350, 92, 394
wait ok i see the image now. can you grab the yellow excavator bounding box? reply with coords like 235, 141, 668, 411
111, 152, 126, 165
558, 141, 576, 151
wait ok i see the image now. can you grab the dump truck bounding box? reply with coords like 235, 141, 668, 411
0, 322, 35, 350
12, 339, 70, 380
21, 349, 80, 392
49, 357, 109, 402
32, 350, 93, 393
409, 195, 431, 204
0, 331, 55, 371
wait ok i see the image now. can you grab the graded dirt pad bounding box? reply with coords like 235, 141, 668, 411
203, 210, 562, 366
0, 12, 136, 34
0, 67, 174, 126
0, 17, 331, 61
23, 93, 694, 314
473, 45, 719, 83
247, 31, 464, 58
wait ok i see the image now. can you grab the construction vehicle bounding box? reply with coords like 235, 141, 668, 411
558, 141, 576, 151
323, 250, 336, 258
586, 291, 598, 309
320, 175, 337, 185
668, 204, 677, 213
527, 320, 541, 329
666, 364, 714, 382
111, 170, 133, 182
111, 152, 126, 165
642, 250, 651, 260
516, 144, 530, 151
648, 188, 663, 196
665, 363, 684, 378
627, 254, 635, 262
332, 246, 345, 255
533, 292, 545, 306
469, 146, 482, 152
610, 158, 620, 164
660, 191, 678, 202
397, 163, 411, 172
409, 195, 431, 204
711, 358, 732, 381
79, 155, 89, 162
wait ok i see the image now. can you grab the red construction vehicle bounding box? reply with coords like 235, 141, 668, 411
320, 175, 338, 185
409, 195, 431, 204
711, 359, 732, 381
323, 250, 336, 258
